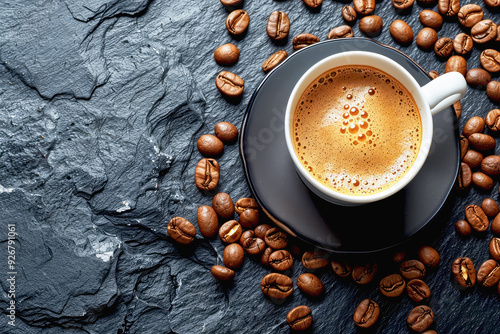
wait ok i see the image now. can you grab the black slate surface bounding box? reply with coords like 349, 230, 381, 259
0, 0, 499, 333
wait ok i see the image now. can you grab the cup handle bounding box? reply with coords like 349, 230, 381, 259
421, 72, 467, 116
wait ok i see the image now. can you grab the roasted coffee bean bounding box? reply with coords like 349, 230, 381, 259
262, 50, 287, 72
400, 260, 426, 280
195, 158, 219, 191
493, 214, 500, 234
471, 20, 497, 44
407, 279, 431, 303
434, 37, 453, 58
197, 205, 219, 238
265, 227, 288, 249
214, 43, 239, 66
379, 274, 406, 297
473, 172, 494, 190
167, 217, 196, 245
215, 71, 244, 97
390, 20, 413, 44
393, 251, 406, 263
445, 55, 467, 76
458, 4, 484, 28
197, 134, 224, 157
261, 247, 273, 266
239, 209, 259, 228
292, 33, 320, 50
235, 198, 258, 214
342, 5, 357, 23
463, 116, 485, 137
328, 25, 353, 39
353, 299, 380, 328
407, 305, 434, 332
302, 0, 322, 8
266, 11, 290, 41
239, 230, 266, 255
219, 220, 243, 243
477, 259, 500, 287
454, 100, 462, 118
287, 305, 313, 331
212, 192, 234, 219
254, 224, 272, 239
302, 251, 330, 269
269, 250, 293, 271
331, 260, 352, 277
416, 28, 438, 49
458, 162, 472, 189
482, 156, 500, 176
226, 9, 249, 35
486, 110, 500, 131
418, 246, 440, 268
484, 0, 500, 7
455, 219, 472, 236
481, 50, 500, 73
352, 263, 378, 284
220, 0, 242, 6
223, 243, 244, 269
466, 68, 491, 87
214, 121, 238, 144
463, 150, 483, 169
489, 237, 500, 260
211, 265, 235, 281
419, 10, 443, 29
261, 273, 293, 299
460, 135, 468, 159
453, 33, 473, 55
393, 0, 414, 10
438, 0, 460, 17
297, 273, 324, 297
468, 133, 496, 151
429, 70, 439, 79
487, 81, 500, 101
465, 204, 489, 232
359, 15, 383, 37
353, 0, 376, 15
482, 198, 499, 216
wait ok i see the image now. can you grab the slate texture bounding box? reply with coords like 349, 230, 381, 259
0, 0, 499, 333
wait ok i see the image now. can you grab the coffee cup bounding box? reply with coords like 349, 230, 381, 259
284, 51, 466, 206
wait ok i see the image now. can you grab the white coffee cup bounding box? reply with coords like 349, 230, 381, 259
284, 51, 467, 206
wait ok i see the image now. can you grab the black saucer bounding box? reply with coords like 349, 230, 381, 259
239, 38, 459, 254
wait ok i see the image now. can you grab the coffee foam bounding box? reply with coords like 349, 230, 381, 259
293, 66, 422, 196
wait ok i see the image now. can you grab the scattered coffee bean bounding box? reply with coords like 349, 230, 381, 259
265, 227, 288, 249
487, 81, 500, 101
471, 20, 497, 44
453, 257, 476, 287
223, 243, 244, 269
458, 162, 472, 189
393, 251, 406, 263
407, 305, 434, 332
211, 265, 235, 281
353, 299, 380, 328
482, 156, 500, 176
482, 198, 499, 217
473, 172, 494, 190
266, 11, 290, 41
240, 230, 266, 255
493, 213, 500, 234
445, 55, 467, 76
213, 192, 234, 219
219, 0, 242, 7
418, 246, 440, 268
454, 100, 462, 118
219, 220, 243, 243
400, 260, 426, 280
379, 274, 406, 297
197, 134, 224, 157
481, 49, 500, 73
353, 0, 376, 15
292, 33, 320, 50
466, 68, 491, 87
463, 116, 485, 137
302, 0, 322, 8
477, 259, 500, 287
352, 263, 378, 284
254, 224, 272, 239
235, 198, 258, 214
438, 0, 460, 16
359, 15, 383, 37
214, 43, 240, 66
390, 20, 413, 44
484, 0, 500, 7
195, 158, 219, 191
167, 217, 197, 245
469, 133, 496, 151
489, 237, 500, 260
262, 50, 288, 72
302, 251, 330, 270
226, 9, 249, 35
261, 247, 273, 266
342, 5, 357, 23
460, 135, 469, 159
419, 10, 443, 29
239, 209, 259, 228
215, 71, 244, 97
214, 121, 238, 144
269, 249, 293, 271
429, 70, 439, 79
463, 150, 483, 169
465, 204, 489, 231
486, 110, 500, 131
197, 205, 219, 238
297, 273, 324, 297
331, 260, 352, 277
453, 33, 474, 55
416, 28, 438, 50
287, 305, 313, 331
458, 4, 484, 28
261, 273, 293, 299
407, 279, 431, 303
455, 219, 472, 236
393, 0, 415, 10
434, 37, 453, 58
328, 25, 354, 39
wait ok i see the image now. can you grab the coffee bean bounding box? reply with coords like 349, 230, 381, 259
219, 220, 243, 243
466, 68, 491, 87
458, 4, 484, 28
482, 198, 499, 216
390, 20, 413, 44
260, 273, 293, 299
167, 217, 197, 245
226, 9, 249, 35
239, 209, 259, 228
211, 265, 235, 281
489, 237, 500, 260
352, 263, 378, 284
302, 251, 330, 269
487, 81, 500, 101
195, 158, 219, 191
445, 55, 467, 76
379, 274, 406, 297
214, 121, 238, 144
212, 192, 234, 219
416, 28, 438, 50
197, 134, 224, 157
328, 25, 354, 39
453, 33, 474, 55
486, 110, 500, 131
493, 213, 500, 234
331, 260, 352, 277
480, 49, 500, 73
418, 245, 440, 268
407, 279, 431, 303
302, 0, 322, 8
220, 0, 242, 7
462, 116, 485, 137
419, 10, 443, 29
359, 15, 383, 37
455, 219, 472, 236
393, 251, 406, 262
269, 249, 293, 271
292, 33, 320, 50
197, 205, 219, 238
342, 5, 357, 23
458, 162, 472, 189
454, 100, 462, 118
482, 156, 500, 176
468, 133, 496, 151
223, 243, 244, 269
438, 0, 460, 16
393, 0, 414, 10
477, 259, 500, 287
262, 50, 288, 72
471, 20, 497, 44
234, 198, 258, 215
434, 37, 453, 58
264, 227, 288, 249
261, 247, 273, 266
473, 172, 494, 190
353, 0, 376, 15
400, 260, 426, 280
463, 150, 483, 169
353, 299, 380, 328
465, 204, 489, 232
407, 305, 434, 332
214, 43, 240, 66
287, 305, 313, 331
484, 0, 500, 7
460, 135, 468, 159
254, 224, 272, 239
215, 71, 244, 97
266, 11, 290, 41
297, 273, 324, 297
429, 70, 439, 79
239, 230, 266, 255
